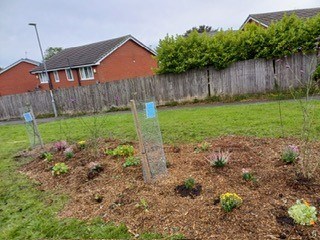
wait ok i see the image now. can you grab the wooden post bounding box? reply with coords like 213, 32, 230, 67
130, 100, 152, 183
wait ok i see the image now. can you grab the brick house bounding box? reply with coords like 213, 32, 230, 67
240, 7, 320, 29
0, 58, 40, 96
30, 35, 157, 90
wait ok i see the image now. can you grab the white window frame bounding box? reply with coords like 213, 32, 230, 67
53, 71, 60, 82
39, 72, 49, 83
65, 69, 74, 81
79, 66, 94, 80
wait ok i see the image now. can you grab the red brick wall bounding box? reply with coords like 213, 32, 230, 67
95, 39, 157, 82
37, 39, 157, 90
0, 61, 40, 96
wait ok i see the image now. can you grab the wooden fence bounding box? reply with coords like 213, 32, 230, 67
0, 53, 317, 120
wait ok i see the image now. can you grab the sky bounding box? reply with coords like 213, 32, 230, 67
0, 0, 319, 68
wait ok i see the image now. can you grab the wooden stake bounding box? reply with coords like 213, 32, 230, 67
130, 100, 152, 183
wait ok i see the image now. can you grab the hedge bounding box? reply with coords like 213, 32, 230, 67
155, 14, 320, 74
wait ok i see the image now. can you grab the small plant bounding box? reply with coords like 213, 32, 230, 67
288, 199, 317, 226
94, 194, 103, 203
54, 140, 67, 151
220, 193, 243, 212
184, 177, 196, 190
52, 162, 69, 176
281, 144, 299, 163
77, 140, 86, 150
123, 156, 140, 168
44, 152, 53, 162
194, 142, 210, 153
207, 150, 231, 167
242, 168, 254, 181
87, 162, 103, 180
106, 145, 134, 157
135, 198, 149, 212
64, 147, 74, 159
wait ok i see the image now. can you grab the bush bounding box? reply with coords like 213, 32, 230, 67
184, 177, 196, 190
155, 13, 320, 74
220, 193, 243, 212
106, 145, 134, 157
123, 156, 140, 168
207, 150, 231, 167
281, 145, 299, 163
288, 199, 317, 226
52, 163, 69, 176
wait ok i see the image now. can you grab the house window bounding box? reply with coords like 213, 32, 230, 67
53, 71, 60, 82
39, 72, 49, 83
79, 66, 94, 80
65, 69, 74, 81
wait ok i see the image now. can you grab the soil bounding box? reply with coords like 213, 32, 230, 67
19, 136, 320, 239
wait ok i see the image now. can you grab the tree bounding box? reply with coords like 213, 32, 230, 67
44, 47, 63, 60
184, 25, 214, 37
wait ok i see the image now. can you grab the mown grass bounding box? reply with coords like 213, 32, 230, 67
1, 100, 320, 239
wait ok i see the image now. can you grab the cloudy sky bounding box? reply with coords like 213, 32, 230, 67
0, 0, 319, 68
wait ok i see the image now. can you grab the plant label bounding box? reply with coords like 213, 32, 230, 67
145, 102, 156, 119
23, 112, 33, 122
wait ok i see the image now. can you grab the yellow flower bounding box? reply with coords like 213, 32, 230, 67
310, 220, 315, 225
304, 200, 310, 207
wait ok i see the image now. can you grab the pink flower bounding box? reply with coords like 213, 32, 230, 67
288, 145, 299, 154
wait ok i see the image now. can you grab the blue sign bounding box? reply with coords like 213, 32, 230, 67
23, 112, 33, 122
145, 102, 156, 118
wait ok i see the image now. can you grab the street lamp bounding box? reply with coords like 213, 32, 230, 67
29, 23, 58, 118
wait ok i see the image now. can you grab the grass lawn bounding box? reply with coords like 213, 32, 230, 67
1, 100, 320, 239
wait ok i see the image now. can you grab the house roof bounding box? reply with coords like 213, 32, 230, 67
0, 58, 40, 75
240, 7, 320, 29
31, 35, 156, 73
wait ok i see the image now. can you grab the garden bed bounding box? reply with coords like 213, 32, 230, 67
19, 136, 320, 239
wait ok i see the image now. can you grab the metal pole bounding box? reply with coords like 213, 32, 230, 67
29, 23, 58, 118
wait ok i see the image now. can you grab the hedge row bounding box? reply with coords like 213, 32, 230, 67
155, 14, 320, 74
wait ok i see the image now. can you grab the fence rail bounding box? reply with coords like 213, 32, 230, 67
0, 53, 316, 120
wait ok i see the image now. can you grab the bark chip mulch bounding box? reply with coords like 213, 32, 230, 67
19, 136, 320, 239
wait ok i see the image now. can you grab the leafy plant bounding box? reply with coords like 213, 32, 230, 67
54, 140, 67, 151
220, 193, 243, 212
242, 168, 254, 181
281, 145, 299, 163
194, 141, 210, 153
155, 14, 320, 74
106, 145, 134, 157
64, 147, 74, 159
41, 152, 53, 162
184, 177, 196, 190
123, 156, 140, 168
77, 140, 86, 150
135, 198, 149, 212
288, 199, 317, 226
52, 162, 69, 176
207, 150, 231, 167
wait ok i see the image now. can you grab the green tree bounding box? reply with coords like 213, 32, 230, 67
44, 47, 63, 60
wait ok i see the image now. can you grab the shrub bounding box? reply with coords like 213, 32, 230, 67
242, 168, 254, 181
220, 193, 243, 212
41, 152, 53, 162
106, 145, 134, 157
155, 14, 320, 74
123, 156, 140, 168
281, 145, 299, 163
64, 147, 74, 159
77, 140, 86, 150
184, 177, 196, 190
52, 163, 69, 176
194, 142, 210, 153
207, 150, 231, 167
288, 199, 317, 226
54, 140, 67, 151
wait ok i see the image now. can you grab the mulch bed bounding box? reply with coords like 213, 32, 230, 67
19, 136, 320, 239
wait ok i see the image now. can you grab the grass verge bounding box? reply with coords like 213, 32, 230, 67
1, 100, 320, 238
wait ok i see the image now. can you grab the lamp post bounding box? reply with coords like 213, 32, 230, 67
29, 23, 58, 118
